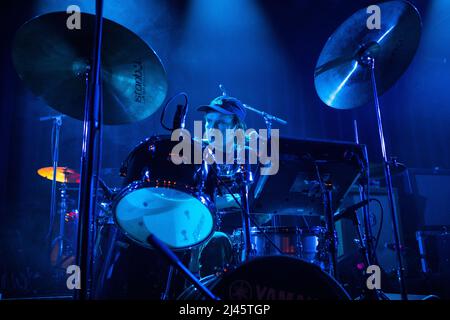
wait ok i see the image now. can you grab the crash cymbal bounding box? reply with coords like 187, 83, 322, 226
369, 161, 407, 180
37, 167, 80, 184
12, 12, 168, 124
314, 1, 421, 109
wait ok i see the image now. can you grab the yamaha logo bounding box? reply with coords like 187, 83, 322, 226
229, 280, 312, 300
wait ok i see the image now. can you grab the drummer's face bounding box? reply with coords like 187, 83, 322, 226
204, 112, 235, 134
204, 112, 236, 145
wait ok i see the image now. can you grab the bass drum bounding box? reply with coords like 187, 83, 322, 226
178, 256, 350, 300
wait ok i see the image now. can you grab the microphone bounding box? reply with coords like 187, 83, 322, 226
173, 103, 188, 130
334, 199, 370, 221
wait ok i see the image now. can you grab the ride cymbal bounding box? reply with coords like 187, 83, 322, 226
314, 1, 421, 109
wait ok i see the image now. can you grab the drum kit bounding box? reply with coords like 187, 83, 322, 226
12, 0, 421, 300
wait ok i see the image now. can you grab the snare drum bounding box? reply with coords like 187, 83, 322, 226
113, 135, 216, 250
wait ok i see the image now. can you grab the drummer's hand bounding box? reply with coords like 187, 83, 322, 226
215, 193, 241, 210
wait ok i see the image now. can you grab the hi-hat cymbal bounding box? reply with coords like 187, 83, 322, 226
12, 12, 168, 124
314, 1, 421, 109
37, 167, 80, 184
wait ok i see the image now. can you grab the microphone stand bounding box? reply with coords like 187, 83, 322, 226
42, 115, 62, 242
242, 103, 287, 229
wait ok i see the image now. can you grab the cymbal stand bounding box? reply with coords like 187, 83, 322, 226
76, 0, 104, 300
43, 115, 62, 240
360, 55, 407, 300
353, 120, 378, 266
55, 182, 68, 266
314, 163, 337, 279
342, 203, 389, 300
237, 164, 253, 262
242, 103, 287, 228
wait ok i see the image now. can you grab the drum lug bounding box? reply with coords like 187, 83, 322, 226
141, 168, 151, 182
148, 143, 156, 155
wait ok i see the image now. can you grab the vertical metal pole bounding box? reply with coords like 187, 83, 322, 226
47, 116, 62, 239
315, 163, 337, 278
161, 266, 175, 300
76, 0, 104, 300
368, 58, 407, 300
56, 183, 67, 265
324, 187, 337, 278
353, 121, 377, 265
265, 118, 278, 228
240, 173, 252, 262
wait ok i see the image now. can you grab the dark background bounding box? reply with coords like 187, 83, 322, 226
1, 0, 449, 298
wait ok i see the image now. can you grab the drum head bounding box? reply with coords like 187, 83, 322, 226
115, 185, 214, 249
213, 256, 350, 300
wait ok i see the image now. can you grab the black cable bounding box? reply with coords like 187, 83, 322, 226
160, 92, 188, 131
361, 151, 376, 261
369, 198, 384, 252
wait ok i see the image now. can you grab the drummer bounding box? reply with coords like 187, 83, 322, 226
189, 95, 270, 277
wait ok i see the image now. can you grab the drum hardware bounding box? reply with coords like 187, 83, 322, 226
334, 199, 389, 300
55, 182, 69, 267
38, 115, 64, 241
314, 0, 422, 300
230, 226, 330, 271
146, 234, 219, 300
201, 138, 270, 262
353, 120, 389, 300
313, 160, 338, 278
207, 160, 286, 259
161, 266, 176, 300
236, 165, 253, 262
37, 166, 80, 268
